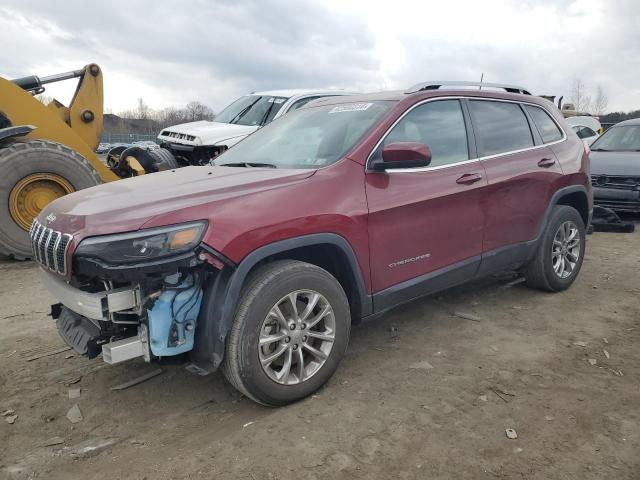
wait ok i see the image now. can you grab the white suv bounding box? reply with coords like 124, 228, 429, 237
157, 89, 353, 165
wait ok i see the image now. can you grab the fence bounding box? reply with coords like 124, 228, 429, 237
100, 133, 159, 144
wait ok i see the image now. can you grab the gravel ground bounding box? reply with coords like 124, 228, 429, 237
1, 224, 639, 479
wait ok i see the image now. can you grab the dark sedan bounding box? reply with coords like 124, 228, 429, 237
589, 118, 640, 212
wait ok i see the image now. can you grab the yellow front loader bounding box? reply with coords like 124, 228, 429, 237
0, 64, 177, 259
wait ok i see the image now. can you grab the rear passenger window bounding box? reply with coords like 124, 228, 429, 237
371, 100, 469, 168
525, 105, 563, 143
469, 100, 534, 156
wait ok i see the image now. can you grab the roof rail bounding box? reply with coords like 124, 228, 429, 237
406, 81, 532, 95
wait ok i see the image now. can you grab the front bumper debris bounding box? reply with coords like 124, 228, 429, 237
102, 336, 147, 364
591, 175, 640, 212
40, 269, 140, 320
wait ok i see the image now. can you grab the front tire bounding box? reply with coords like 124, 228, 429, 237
525, 205, 586, 292
222, 260, 350, 406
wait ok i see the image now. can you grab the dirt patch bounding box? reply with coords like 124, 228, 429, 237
1, 226, 639, 479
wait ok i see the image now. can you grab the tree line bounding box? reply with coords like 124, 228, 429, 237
568, 79, 608, 115
568, 80, 640, 124
115, 98, 215, 130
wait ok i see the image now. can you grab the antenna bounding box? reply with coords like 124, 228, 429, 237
479, 72, 484, 90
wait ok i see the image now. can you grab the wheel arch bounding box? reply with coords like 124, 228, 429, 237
554, 187, 590, 227
536, 185, 590, 240
191, 233, 371, 373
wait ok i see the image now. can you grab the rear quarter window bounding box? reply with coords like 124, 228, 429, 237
524, 105, 564, 143
469, 100, 534, 156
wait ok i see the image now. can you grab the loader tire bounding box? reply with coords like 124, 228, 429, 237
148, 147, 179, 171
0, 140, 102, 260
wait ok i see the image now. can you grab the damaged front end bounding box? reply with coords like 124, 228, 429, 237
591, 174, 640, 212
34, 220, 228, 367
159, 141, 227, 166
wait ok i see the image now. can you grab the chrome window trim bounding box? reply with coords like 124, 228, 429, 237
386, 158, 482, 173
366, 95, 567, 174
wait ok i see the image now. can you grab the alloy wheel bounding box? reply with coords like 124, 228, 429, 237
258, 289, 336, 385
551, 220, 581, 279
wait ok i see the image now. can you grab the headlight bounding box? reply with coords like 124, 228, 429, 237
75, 221, 207, 264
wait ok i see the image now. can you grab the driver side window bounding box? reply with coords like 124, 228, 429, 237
371, 100, 469, 168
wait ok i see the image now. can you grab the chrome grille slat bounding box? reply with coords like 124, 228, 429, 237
56, 234, 72, 274
46, 231, 60, 268
34, 225, 45, 263
40, 229, 50, 265
52, 233, 62, 272
30, 220, 72, 275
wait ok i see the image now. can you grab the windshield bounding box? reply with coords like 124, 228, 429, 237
213, 95, 289, 126
215, 101, 393, 169
591, 125, 640, 151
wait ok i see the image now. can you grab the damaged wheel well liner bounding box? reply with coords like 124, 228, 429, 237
190, 233, 371, 372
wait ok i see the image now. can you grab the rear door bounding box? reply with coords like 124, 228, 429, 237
468, 99, 564, 266
365, 99, 487, 307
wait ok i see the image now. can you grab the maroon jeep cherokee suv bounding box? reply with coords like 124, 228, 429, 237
33, 81, 592, 406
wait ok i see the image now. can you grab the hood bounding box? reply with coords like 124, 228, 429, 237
158, 120, 258, 146
589, 151, 640, 176
40, 166, 315, 238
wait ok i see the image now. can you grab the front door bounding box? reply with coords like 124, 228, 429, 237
365, 99, 487, 311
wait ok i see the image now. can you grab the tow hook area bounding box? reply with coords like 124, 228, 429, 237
103, 332, 148, 364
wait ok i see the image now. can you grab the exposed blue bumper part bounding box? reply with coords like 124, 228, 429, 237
147, 274, 203, 357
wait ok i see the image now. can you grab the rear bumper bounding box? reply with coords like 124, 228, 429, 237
40, 269, 140, 321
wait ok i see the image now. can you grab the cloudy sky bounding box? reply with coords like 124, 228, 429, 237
1, 0, 638, 113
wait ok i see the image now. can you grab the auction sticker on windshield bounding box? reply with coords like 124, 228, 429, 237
329, 103, 372, 114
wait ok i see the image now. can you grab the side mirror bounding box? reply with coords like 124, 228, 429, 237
371, 142, 432, 171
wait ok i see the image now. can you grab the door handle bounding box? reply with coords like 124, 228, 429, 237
456, 173, 483, 185
538, 157, 556, 168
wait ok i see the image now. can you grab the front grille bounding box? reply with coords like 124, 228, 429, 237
160, 130, 196, 142
591, 175, 640, 191
29, 220, 73, 275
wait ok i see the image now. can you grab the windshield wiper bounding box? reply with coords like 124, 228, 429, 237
590, 148, 611, 152
218, 162, 277, 168
259, 99, 276, 126
228, 97, 261, 125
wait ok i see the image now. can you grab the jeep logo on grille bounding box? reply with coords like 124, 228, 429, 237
46, 213, 56, 224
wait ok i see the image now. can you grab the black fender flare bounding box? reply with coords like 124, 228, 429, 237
190, 233, 371, 372
538, 185, 591, 238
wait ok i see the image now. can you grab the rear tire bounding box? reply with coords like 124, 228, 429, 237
524, 205, 586, 292
0, 141, 101, 259
222, 260, 351, 406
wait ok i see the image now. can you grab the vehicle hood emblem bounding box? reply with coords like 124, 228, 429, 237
46, 213, 56, 224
